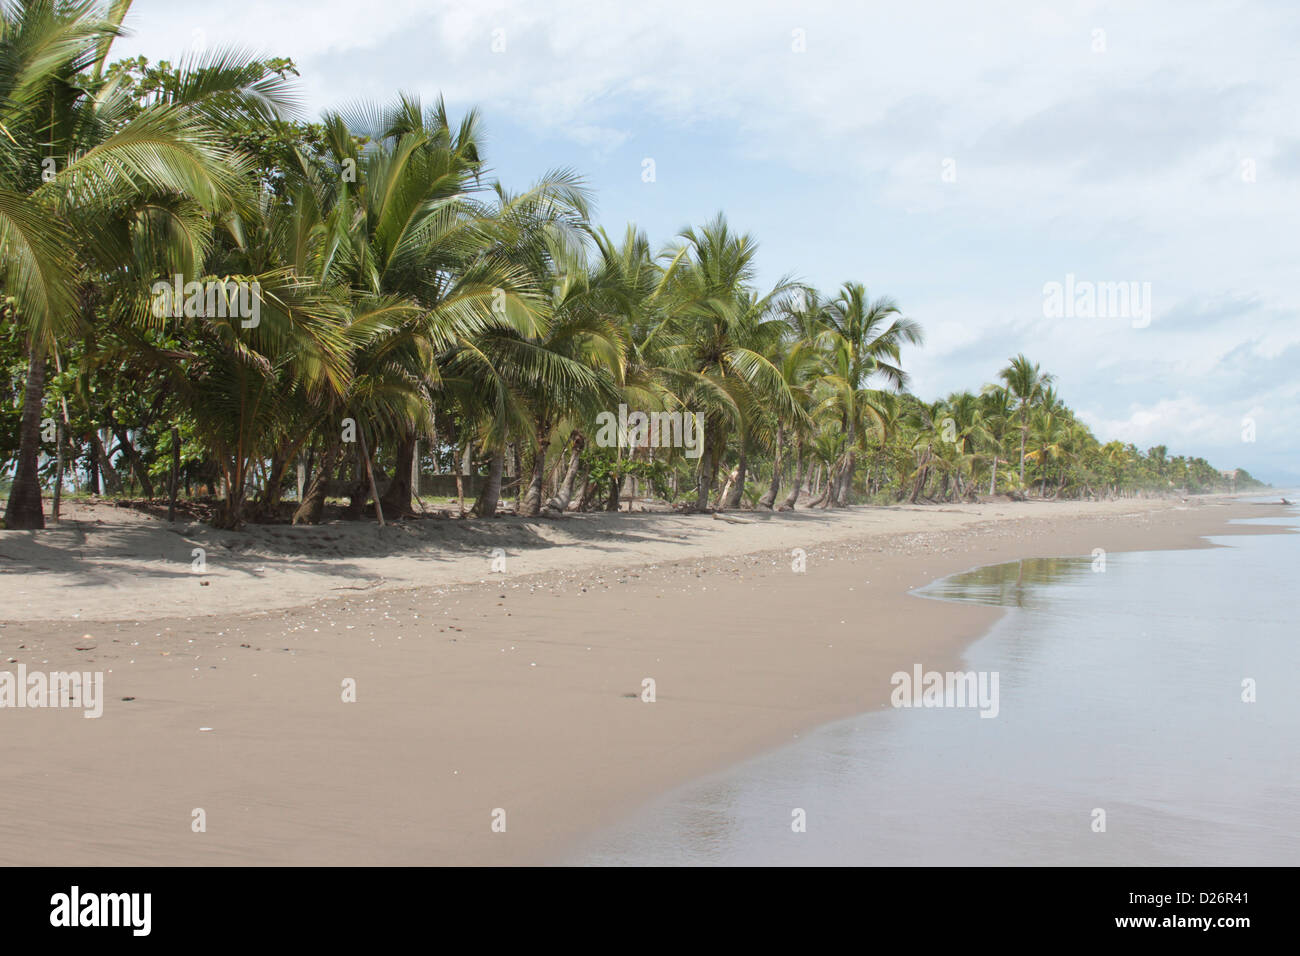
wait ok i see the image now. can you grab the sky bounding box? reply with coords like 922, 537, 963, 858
115, 0, 1299, 484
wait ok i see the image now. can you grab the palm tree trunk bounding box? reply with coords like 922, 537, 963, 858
825, 457, 843, 509
758, 426, 783, 510
215, 460, 251, 529
547, 446, 566, 494
813, 476, 834, 509
454, 437, 467, 514
606, 470, 622, 511
51, 421, 64, 522
342, 444, 369, 520
779, 440, 804, 510
357, 427, 385, 526
810, 459, 833, 507
694, 434, 713, 511
831, 413, 857, 507
577, 473, 599, 511
294, 440, 340, 525
522, 445, 547, 515
547, 435, 584, 512
523, 421, 549, 516
380, 435, 416, 517
832, 450, 857, 507
49, 350, 74, 520
909, 447, 932, 503
1018, 419, 1027, 483
257, 449, 288, 515
722, 444, 748, 509
716, 467, 737, 509
90, 428, 123, 493
513, 444, 523, 513
87, 443, 100, 494
4, 338, 48, 529
108, 417, 153, 497
168, 427, 181, 521
989, 454, 999, 495
472, 448, 504, 517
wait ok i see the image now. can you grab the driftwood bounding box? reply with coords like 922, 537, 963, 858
711, 512, 750, 525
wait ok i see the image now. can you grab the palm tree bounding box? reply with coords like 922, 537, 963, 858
488, 201, 623, 517
858, 389, 905, 500
1, 0, 288, 527
315, 96, 497, 519
805, 427, 846, 507
655, 214, 800, 511
1098, 440, 1132, 498
1026, 404, 1067, 497
904, 397, 949, 502
538, 224, 659, 514
978, 385, 1015, 494
443, 172, 608, 517
818, 282, 922, 507
757, 286, 821, 509
997, 353, 1054, 488
944, 389, 989, 499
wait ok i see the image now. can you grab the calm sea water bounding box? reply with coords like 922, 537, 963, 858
564, 502, 1300, 865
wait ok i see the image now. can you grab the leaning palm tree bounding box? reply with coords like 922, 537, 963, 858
997, 353, 1054, 486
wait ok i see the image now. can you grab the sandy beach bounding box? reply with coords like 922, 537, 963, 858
0, 495, 1290, 865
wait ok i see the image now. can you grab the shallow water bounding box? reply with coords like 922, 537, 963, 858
564, 508, 1300, 865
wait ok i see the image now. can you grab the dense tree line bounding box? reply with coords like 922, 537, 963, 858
0, 1, 1263, 530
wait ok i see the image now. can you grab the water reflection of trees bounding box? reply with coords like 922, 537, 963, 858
924, 556, 1090, 609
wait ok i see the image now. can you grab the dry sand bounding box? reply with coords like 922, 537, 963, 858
0, 495, 1291, 864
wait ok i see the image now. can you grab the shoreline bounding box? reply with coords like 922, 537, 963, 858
0, 496, 1293, 865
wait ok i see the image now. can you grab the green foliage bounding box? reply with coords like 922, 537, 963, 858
0, 1, 1265, 527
